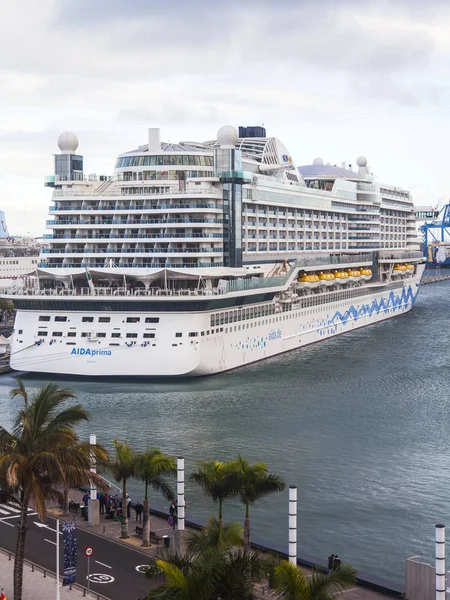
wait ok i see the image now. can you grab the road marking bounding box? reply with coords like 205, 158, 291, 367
0, 508, 10, 515
34, 522, 62, 534
0, 519, 14, 527
135, 565, 150, 574
45, 538, 57, 545
0, 512, 37, 521
86, 573, 115, 584
95, 561, 112, 569
5, 504, 20, 513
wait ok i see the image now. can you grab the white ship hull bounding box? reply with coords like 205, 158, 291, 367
9, 268, 423, 377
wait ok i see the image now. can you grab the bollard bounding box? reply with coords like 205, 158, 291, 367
436, 524, 445, 600
43, 569, 46, 578
31, 563, 34, 572
288, 486, 297, 565
83, 588, 86, 597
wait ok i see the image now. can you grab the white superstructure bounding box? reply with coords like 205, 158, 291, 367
3, 126, 424, 377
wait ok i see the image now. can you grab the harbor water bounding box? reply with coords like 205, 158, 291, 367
1, 280, 450, 582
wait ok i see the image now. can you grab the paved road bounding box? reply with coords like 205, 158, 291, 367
0, 502, 153, 600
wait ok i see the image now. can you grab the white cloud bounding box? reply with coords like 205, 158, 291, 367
0, 0, 450, 234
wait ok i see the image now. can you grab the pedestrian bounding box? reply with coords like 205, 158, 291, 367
135, 501, 143, 523
333, 555, 341, 571
327, 553, 335, 574
99, 493, 105, 515
110, 498, 115, 520
169, 500, 177, 531
82, 492, 89, 507
105, 495, 111, 519
127, 494, 131, 519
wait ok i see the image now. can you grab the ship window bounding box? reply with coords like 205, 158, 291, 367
175, 333, 182, 338
98, 317, 110, 323
39, 315, 51, 321
111, 333, 121, 338
224, 313, 229, 324
82, 317, 94, 323
54, 316, 67, 322
66, 342, 76, 345
189, 332, 198, 337
145, 317, 159, 323
37, 331, 48, 336
97, 332, 106, 338
207, 330, 210, 335
81, 332, 89, 337
126, 317, 140, 323
109, 343, 120, 346
126, 333, 138, 338
67, 332, 76, 337
52, 332, 63, 337
143, 333, 155, 339
210, 315, 215, 326
219, 313, 224, 325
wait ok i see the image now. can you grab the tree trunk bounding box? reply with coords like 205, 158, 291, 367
243, 503, 250, 550
121, 479, 129, 539
14, 488, 30, 600
63, 485, 69, 516
142, 498, 150, 547
218, 499, 223, 528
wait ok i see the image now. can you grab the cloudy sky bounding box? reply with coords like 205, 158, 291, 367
1, 0, 449, 235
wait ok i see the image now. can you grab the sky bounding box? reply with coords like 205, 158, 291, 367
1, 0, 450, 235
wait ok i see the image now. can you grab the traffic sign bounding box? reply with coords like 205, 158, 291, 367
84, 546, 94, 557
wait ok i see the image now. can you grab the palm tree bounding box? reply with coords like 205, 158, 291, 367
230, 455, 285, 550
109, 439, 136, 539
186, 515, 243, 556
135, 448, 176, 547
146, 518, 268, 600
190, 460, 237, 527
0, 378, 107, 600
271, 560, 356, 599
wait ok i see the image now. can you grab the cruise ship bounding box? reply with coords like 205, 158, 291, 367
2, 125, 424, 377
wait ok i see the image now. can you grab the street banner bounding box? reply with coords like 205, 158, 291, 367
62, 520, 77, 586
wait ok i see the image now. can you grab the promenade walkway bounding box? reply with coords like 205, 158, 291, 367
45, 489, 397, 600
0, 551, 97, 600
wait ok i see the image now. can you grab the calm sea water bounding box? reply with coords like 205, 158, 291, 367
1, 281, 450, 582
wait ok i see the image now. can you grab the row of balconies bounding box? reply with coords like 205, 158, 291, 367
42, 248, 224, 255
47, 218, 223, 227
39, 261, 224, 268
44, 233, 223, 240
52, 188, 222, 198
50, 204, 220, 212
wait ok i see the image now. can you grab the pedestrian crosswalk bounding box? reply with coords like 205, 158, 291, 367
0, 503, 37, 524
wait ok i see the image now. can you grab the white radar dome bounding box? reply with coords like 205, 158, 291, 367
58, 131, 79, 153
312, 157, 324, 166
356, 156, 367, 167
217, 125, 238, 148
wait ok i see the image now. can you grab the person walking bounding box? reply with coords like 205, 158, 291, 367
334, 555, 341, 571
327, 553, 335, 574
169, 500, 177, 531
135, 501, 143, 523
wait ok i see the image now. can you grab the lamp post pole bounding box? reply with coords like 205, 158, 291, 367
174, 456, 185, 555
436, 524, 446, 600
288, 486, 297, 566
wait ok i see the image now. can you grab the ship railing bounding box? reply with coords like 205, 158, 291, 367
52, 188, 222, 198
378, 250, 423, 261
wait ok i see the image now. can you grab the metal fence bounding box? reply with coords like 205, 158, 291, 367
405, 555, 437, 600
